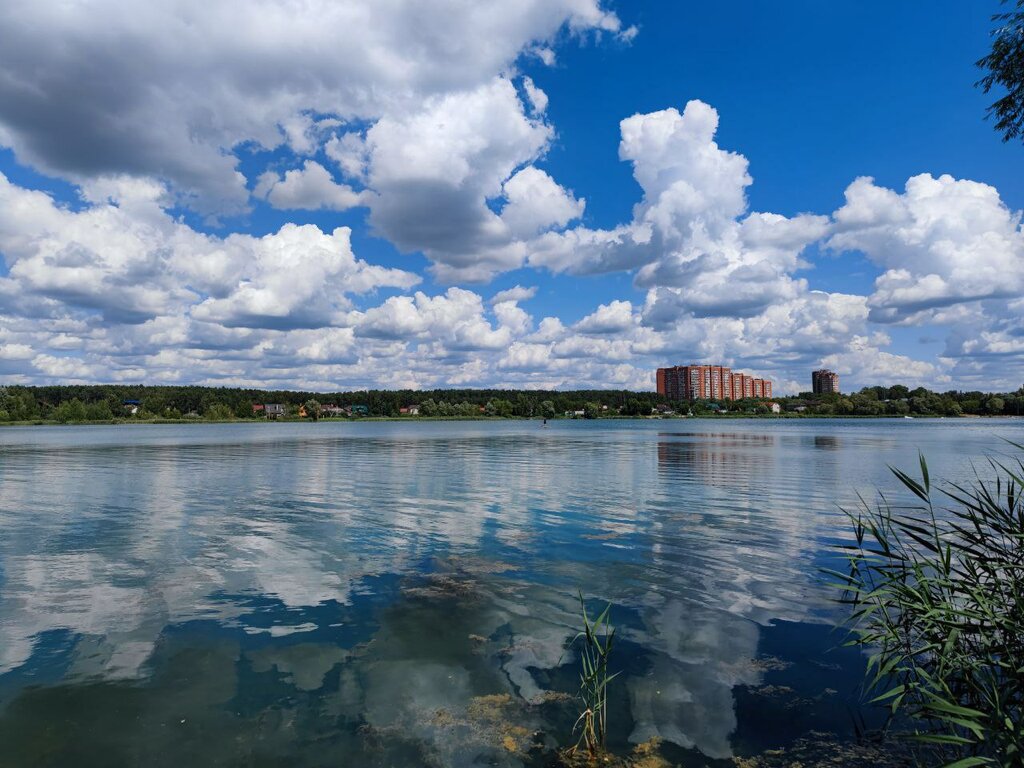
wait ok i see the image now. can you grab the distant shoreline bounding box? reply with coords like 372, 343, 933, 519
4, 384, 1019, 421
1, 414, 1018, 428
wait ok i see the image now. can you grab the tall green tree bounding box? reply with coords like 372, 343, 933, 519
54, 398, 87, 423
977, 0, 1024, 142
84, 401, 113, 421
304, 399, 322, 420
204, 403, 234, 421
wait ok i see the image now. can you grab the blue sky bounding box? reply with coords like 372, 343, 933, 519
0, 0, 1021, 393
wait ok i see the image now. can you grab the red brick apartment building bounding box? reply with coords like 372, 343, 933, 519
656, 365, 773, 401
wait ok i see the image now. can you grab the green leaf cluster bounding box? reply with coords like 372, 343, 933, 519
976, 1, 1024, 143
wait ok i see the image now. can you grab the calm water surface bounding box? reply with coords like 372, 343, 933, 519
0, 418, 1020, 766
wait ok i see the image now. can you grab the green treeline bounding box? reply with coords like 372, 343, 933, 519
0, 383, 1021, 423
685, 385, 1021, 417
0, 385, 665, 423
765, 384, 1023, 417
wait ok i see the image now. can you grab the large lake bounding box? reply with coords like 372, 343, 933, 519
0, 418, 1020, 766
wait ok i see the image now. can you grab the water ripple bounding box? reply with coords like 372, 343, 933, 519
0, 418, 1020, 765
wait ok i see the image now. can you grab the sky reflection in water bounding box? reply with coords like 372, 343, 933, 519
0, 419, 1019, 766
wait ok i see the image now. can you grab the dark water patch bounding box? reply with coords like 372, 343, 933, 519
730, 619, 899, 763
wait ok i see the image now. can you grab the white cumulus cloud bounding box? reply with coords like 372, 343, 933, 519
0, 0, 630, 215
829, 173, 1024, 324
255, 161, 366, 212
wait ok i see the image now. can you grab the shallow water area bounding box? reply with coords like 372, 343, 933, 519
0, 418, 1018, 766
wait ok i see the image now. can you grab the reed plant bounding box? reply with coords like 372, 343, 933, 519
830, 446, 1023, 767
567, 591, 619, 761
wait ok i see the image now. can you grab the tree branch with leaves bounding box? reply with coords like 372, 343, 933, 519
977, 0, 1024, 142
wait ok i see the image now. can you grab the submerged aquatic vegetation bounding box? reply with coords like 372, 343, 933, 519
428, 693, 536, 758
731, 731, 911, 768
830, 447, 1024, 767
558, 738, 670, 768
565, 591, 620, 762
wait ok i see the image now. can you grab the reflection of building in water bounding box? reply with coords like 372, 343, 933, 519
656, 433, 776, 487
647, 431, 830, 757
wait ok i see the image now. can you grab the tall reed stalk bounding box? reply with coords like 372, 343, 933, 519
568, 591, 619, 760
829, 445, 1024, 767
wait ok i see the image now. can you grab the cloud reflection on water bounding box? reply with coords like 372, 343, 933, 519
0, 420, 1007, 763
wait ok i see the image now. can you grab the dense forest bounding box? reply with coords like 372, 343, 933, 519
0, 383, 1022, 423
